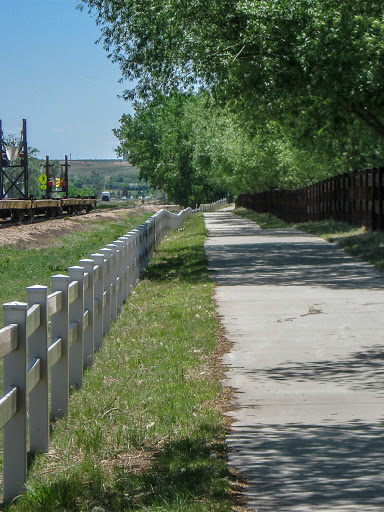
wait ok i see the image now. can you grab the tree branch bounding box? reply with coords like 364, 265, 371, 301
347, 105, 384, 140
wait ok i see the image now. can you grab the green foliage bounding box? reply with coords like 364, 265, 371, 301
28, 156, 45, 198
114, 88, 384, 201
68, 169, 104, 197
80, 0, 384, 194
67, 161, 151, 199
114, 93, 229, 205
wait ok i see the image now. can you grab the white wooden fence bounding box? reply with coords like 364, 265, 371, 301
0, 207, 191, 502
192, 198, 228, 212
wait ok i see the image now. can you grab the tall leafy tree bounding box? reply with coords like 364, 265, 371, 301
80, 0, 384, 194
114, 92, 229, 205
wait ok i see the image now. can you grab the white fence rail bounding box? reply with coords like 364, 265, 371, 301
192, 198, 228, 213
0, 207, 191, 502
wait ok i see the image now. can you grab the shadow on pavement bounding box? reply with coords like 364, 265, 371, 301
250, 345, 384, 393
205, 211, 384, 511
206, 240, 384, 289
229, 421, 384, 511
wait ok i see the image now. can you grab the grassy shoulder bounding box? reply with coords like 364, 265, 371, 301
233, 207, 384, 271
4, 215, 232, 512
0, 211, 152, 324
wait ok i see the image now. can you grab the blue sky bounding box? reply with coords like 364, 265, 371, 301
0, 0, 132, 160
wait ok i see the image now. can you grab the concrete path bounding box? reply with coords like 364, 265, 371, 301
204, 208, 384, 512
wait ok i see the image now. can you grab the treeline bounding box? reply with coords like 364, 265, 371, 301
26, 160, 150, 200
81, 0, 384, 206
71, 170, 150, 198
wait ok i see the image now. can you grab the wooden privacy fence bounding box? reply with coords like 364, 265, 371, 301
0, 207, 191, 502
236, 167, 384, 230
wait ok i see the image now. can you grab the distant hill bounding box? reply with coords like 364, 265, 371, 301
66, 159, 140, 180
64, 159, 150, 199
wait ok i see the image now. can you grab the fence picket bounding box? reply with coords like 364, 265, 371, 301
91, 254, 105, 347
113, 240, 125, 313
79, 259, 95, 368
117, 237, 129, 303
68, 267, 85, 388
99, 248, 112, 333
50, 275, 69, 420
105, 244, 118, 321
27, 285, 49, 453
3, 302, 28, 502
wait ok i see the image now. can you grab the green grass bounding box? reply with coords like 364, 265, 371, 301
96, 199, 138, 210
0, 211, 152, 325
233, 207, 384, 271
3, 215, 231, 511
232, 208, 288, 229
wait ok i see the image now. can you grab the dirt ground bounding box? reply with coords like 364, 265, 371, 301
0, 204, 180, 249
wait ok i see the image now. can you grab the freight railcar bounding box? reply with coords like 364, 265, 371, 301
0, 197, 97, 223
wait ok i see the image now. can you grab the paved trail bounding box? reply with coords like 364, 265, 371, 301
204, 208, 384, 512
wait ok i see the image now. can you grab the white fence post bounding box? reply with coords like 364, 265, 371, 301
27, 285, 49, 453
50, 274, 69, 419
99, 248, 114, 332
68, 267, 84, 388
91, 253, 105, 347
133, 227, 143, 273
99, 248, 112, 334
79, 259, 95, 368
3, 302, 28, 502
105, 245, 118, 322
135, 230, 141, 281
150, 218, 156, 258
153, 214, 159, 248
145, 220, 153, 264
117, 236, 129, 302
106, 245, 118, 321
143, 223, 149, 269
113, 240, 125, 312
130, 231, 140, 285
123, 234, 135, 294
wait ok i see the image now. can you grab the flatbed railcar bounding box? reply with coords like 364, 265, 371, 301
0, 197, 97, 223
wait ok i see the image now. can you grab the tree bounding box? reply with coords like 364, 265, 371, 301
89, 170, 105, 197
81, 0, 384, 194
80, 0, 384, 137
114, 92, 229, 205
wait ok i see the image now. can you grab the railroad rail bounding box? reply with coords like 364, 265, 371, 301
0, 197, 97, 223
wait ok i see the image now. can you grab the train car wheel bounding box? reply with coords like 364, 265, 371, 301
11, 210, 24, 225
27, 209, 34, 224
